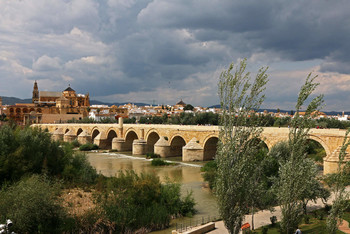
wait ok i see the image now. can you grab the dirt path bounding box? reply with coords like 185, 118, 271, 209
339, 219, 350, 234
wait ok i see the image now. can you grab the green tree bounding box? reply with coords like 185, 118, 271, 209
215, 59, 268, 233
276, 73, 324, 233
0, 126, 68, 184
0, 175, 67, 233
96, 170, 195, 233
161, 113, 168, 123
184, 104, 194, 111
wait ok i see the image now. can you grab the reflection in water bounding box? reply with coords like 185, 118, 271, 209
87, 152, 219, 233
88, 152, 204, 183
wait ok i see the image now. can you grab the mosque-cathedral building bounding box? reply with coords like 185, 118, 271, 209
3, 81, 90, 124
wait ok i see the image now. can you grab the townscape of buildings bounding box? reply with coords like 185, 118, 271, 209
0, 81, 350, 125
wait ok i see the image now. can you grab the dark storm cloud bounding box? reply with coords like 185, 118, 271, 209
1, 0, 350, 109
139, 0, 350, 65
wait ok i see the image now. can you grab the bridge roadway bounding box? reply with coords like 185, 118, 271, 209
33, 120, 349, 174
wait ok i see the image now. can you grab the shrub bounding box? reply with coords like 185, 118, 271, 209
0, 126, 68, 185
0, 175, 68, 233
262, 226, 268, 234
79, 143, 99, 151
71, 139, 81, 148
201, 160, 217, 172
201, 161, 217, 190
314, 210, 325, 220
304, 215, 310, 224
62, 152, 98, 184
270, 216, 277, 226
96, 171, 196, 232
151, 158, 170, 166
146, 152, 160, 159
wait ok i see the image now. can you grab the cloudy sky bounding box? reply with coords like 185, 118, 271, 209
1, 0, 350, 111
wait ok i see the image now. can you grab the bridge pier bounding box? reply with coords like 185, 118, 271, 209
112, 138, 126, 151
324, 146, 350, 174
52, 128, 64, 141
154, 137, 171, 158
93, 133, 108, 149
133, 139, 147, 155
64, 130, 77, 142
77, 130, 91, 145
183, 138, 204, 161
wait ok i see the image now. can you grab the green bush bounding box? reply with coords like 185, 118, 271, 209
201, 160, 217, 172
0, 175, 68, 233
270, 215, 277, 226
146, 152, 160, 159
151, 158, 170, 166
314, 210, 325, 220
262, 226, 268, 234
0, 126, 69, 185
79, 143, 99, 151
304, 214, 310, 224
71, 139, 81, 148
96, 171, 196, 232
201, 161, 217, 190
62, 152, 98, 184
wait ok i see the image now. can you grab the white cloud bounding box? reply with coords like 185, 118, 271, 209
32, 55, 61, 71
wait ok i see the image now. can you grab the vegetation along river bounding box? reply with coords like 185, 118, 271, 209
87, 152, 219, 233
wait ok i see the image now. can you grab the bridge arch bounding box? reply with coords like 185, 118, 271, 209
308, 135, 330, 156
77, 128, 83, 136
106, 129, 118, 149
145, 130, 160, 154
65, 128, 70, 134
125, 129, 139, 151
170, 135, 186, 157
203, 135, 219, 160
91, 128, 100, 142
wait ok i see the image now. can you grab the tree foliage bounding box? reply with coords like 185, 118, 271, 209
215, 59, 268, 233
0, 125, 98, 186
0, 175, 68, 233
275, 73, 324, 233
96, 170, 195, 233
0, 125, 67, 184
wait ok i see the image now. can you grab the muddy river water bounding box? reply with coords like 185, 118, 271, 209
87, 152, 219, 233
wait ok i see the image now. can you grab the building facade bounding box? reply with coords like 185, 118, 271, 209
3, 81, 90, 124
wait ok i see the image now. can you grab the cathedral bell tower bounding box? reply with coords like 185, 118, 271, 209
32, 81, 39, 103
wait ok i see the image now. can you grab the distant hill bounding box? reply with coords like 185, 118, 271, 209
0, 96, 149, 107
1, 96, 32, 105
90, 100, 149, 106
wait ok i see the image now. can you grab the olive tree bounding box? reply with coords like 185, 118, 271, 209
216, 59, 268, 233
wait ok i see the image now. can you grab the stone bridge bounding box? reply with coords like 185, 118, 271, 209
33, 120, 349, 174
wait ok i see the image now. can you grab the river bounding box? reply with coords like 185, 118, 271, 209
87, 152, 219, 233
